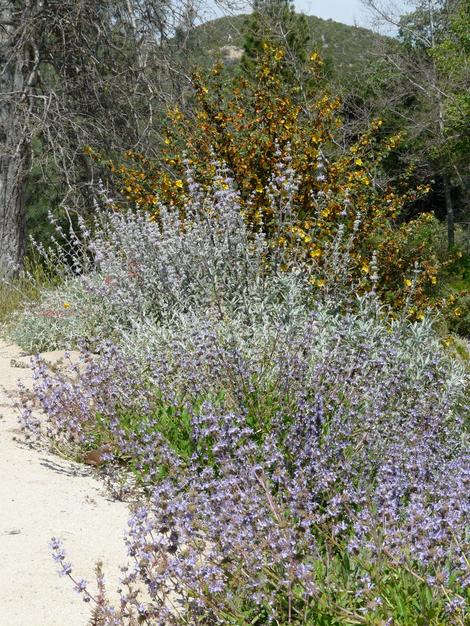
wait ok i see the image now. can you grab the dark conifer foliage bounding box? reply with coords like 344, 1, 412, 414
241, 0, 310, 78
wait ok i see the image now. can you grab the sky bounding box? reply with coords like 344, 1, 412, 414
206, 0, 409, 30
295, 0, 410, 28
295, 0, 371, 26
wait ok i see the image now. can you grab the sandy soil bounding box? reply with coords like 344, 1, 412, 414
0, 340, 130, 626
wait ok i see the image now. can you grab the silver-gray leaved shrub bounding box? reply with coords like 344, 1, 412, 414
12, 166, 313, 352
13, 167, 469, 624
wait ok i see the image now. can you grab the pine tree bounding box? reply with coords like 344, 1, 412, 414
241, 0, 310, 80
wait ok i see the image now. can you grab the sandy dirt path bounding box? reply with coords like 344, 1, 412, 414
0, 340, 130, 626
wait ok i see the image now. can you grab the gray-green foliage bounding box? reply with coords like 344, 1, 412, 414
11, 170, 310, 352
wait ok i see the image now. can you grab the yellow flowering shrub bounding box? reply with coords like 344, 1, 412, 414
371, 213, 444, 313
87, 45, 443, 316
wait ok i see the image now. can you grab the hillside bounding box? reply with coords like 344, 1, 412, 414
188, 13, 385, 80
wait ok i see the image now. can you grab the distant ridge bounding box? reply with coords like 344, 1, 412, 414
188, 14, 385, 80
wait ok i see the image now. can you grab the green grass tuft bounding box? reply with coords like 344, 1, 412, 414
0, 257, 58, 334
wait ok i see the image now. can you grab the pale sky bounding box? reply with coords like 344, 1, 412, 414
206, 0, 409, 30
296, 0, 410, 28
295, 0, 370, 26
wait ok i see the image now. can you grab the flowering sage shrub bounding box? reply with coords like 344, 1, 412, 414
13, 167, 311, 352
11, 161, 392, 354
21, 297, 469, 623
13, 169, 469, 622
50, 380, 469, 624
103, 396, 469, 625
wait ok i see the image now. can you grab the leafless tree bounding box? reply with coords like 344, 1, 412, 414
0, 0, 201, 274
361, 0, 469, 246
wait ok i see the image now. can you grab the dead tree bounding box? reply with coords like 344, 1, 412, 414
0, 0, 199, 274
0, 1, 39, 273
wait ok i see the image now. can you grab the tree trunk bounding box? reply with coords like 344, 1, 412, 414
0, 3, 29, 275
0, 121, 29, 276
443, 173, 454, 249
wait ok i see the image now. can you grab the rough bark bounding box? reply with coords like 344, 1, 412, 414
0, 2, 30, 275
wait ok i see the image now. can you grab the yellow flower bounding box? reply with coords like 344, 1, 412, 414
404, 278, 412, 287
355, 158, 363, 166
63, 302, 70, 309
430, 276, 437, 285
453, 307, 462, 317
361, 263, 370, 274
310, 248, 322, 258
175, 179, 184, 189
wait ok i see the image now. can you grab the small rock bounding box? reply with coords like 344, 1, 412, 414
10, 358, 30, 369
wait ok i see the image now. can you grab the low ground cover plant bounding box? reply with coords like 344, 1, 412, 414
15, 170, 469, 623
0, 256, 57, 329
39, 306, 469, 624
